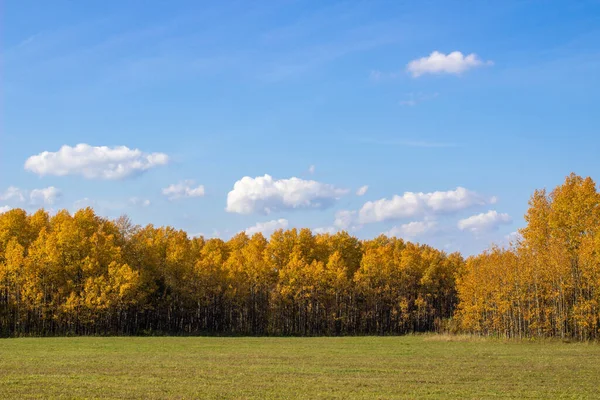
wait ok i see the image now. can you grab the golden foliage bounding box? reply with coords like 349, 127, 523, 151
0, 208, 461, 336
1, 173, 598, 339
457, 173, 600, 339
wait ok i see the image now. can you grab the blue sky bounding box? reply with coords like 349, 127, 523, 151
2, 0, 599, 254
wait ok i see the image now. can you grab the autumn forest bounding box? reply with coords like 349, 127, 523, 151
0, 173, 599, 340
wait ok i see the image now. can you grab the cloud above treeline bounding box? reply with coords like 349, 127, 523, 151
29, 187, 61, 205
458, 210, 512, 234
226, 174, 348, 215
25, 144, 169, 180
14, 141, 512, 248
245, 218, 289, 236
1, 186, 61, 205
335, 187, 495, 229
162, 180, 205, 200
385, 220, 438, 239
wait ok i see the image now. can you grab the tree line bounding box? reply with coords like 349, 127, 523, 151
0, 208, 461, 336
1, 173, 599, 339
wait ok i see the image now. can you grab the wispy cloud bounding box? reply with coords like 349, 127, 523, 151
399, 92, 439, 107
369, 69, 402, 81
259, 5, 407, 81
162, 180, 205, 200
5, 2, 408, 92
356, 185, 369, 196
1, 186, 61, 206
351, 137, 458, 148
129, 197, 151, 207
262, 34, 399, 82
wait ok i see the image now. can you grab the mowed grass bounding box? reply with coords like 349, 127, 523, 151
0, 335, 599, 399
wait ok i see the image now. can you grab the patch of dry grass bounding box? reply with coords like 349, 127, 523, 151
421, 333, 491, 342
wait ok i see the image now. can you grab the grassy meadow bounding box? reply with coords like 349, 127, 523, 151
0, 335, 598, 399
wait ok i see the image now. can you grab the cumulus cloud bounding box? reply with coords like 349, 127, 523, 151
30, 186, 61, 205
162, 180, 205, 200
0, 205, 12, 213
385, 220, 438, 239
357, 187, 491, 224
407, 51, 492, 77
25, 144, 169, 179
226, 174, 348, 215
458, 210, 512, 234
308, 165, 316, 174
356, 185, 369, 196
0, 187, 26, 202
245, 218, 289, 236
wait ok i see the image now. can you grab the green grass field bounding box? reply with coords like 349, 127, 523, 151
0, 335, 598, 399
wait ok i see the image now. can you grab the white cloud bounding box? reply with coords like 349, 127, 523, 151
162, 180, 205, 200
308, 165, 316, 174
0, 187, 25, 202
357, 187, 491, 224
25, 144, 169, 180
385, 220, 438, 239
245, 218, 289, 236
334, 210, 357, 229
1, 186, 61, 206
313, 226, 337, 235
406, 51, 492, 77
458, 210, 512, 234
0, 205, 12, 213
356, 185, 369, 196
30, 186, 61, 205
129, 197, 151, 207
226, 174, 348, 215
